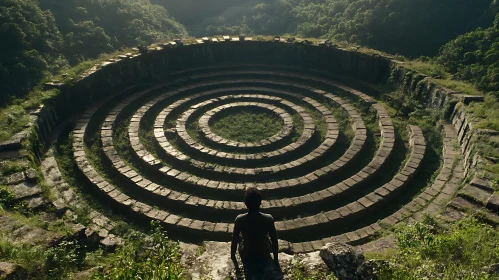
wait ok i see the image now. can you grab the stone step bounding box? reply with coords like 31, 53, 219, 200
80, 72, 401, 220
274, 125, 424, 242
291, 125, 430, 252
73, 120, 423, 243
126, 80, 386, 196
155, 94, 315, 165
151, 84, 339, 178
65, 64, 430, 244
115, 83, 367, 195
73, 103, 232, 241
96, 80, 394, 205
196, 102, 294, 149
448, 196, 499, 226
412, 124, 463, 221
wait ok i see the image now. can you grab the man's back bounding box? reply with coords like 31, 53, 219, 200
235, 212, 275, 260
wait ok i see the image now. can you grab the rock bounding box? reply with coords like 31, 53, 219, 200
6, 172, 25, 185
26, 197, 50, 211
53, 224, 101, 249
71, 223, 87, 239
0, 262, 26, 280
0, 131, 28, 152
51, 198, 68, 217
6, 182, 42, 200
358, 235, 397, 254
24, 168, 37, 182
100, 236, 117, 252
278, 239, 293, 254
320, 242, 365, 280
43, 82, 64, 90
291, 251, 330, 278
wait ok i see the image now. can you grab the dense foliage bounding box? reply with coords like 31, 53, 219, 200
0, 0, 65, 105
0, 0, 186, 106
375, 216, 499, 279
2, 0, 499, 106
0, 221, 183, 279
175, 0, 497, 57
92, 221, 183, 280
437, 14, 499, 97
39, 0, 187, 64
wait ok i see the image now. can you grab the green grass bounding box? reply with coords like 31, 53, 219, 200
0, 160, 29, 176
0, 221, 183, 280
289, 261, 336, 280
465, 95, 499, 182
470, 95, 499, 131
402, 60, 482, 96
0, 49, 136, 142
92, 221, 183, 280
291, 113, 305, 142
0, 105, 32, 142
0, 238, 46, 276
211, 109, 284, 143
369, 216, 499, 279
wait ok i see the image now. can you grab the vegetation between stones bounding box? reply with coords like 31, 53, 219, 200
210, 109, 284, 143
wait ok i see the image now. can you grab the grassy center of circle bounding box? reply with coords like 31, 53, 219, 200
210, 109, 284, 143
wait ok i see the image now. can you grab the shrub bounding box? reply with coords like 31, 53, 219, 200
92, 221, 183, 280
375, 216, 499, 279
44, 240, 83, 279
0, 186, 17, 209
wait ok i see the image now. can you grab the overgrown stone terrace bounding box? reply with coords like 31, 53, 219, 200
64, 64, 440, 251
11, 36, 494, 256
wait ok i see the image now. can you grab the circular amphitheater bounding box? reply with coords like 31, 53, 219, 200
51, 40, 463, 253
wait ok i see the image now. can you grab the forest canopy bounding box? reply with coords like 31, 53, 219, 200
0, 0, 187, 105
1, 0, 499, 105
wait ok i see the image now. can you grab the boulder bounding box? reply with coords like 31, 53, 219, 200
319, 242, 365, 280
6, 172, 25, 185
26, 196, 50, 211
24, 168, 38, 182
100, 236, 117, 252
278, 239, 293, 254
0, 262, 26, 280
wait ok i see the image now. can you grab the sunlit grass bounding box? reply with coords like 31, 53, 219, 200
211, 110, 284, 143
370, 216, 499, 279
402, 60, 482, 96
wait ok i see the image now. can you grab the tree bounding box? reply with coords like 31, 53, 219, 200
0, 0, 66, 105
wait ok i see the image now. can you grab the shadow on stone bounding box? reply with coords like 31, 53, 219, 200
233, 257, 284, 280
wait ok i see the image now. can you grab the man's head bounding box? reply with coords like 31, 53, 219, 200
244, 187, 262, 211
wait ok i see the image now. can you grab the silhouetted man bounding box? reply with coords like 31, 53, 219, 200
231, 187, 280, 278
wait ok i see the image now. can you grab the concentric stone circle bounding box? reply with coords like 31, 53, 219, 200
62, 62, 456, 253
199, 102, 293, 149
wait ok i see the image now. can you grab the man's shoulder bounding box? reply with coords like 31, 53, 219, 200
235, 213, 248, 222
259, 212, 274, 221
235, 212, 274, 221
